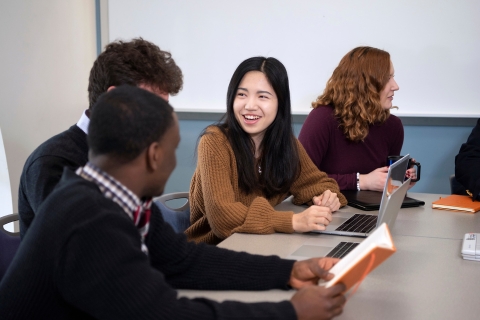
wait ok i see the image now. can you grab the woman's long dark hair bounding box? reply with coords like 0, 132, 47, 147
203, 56, 300, 199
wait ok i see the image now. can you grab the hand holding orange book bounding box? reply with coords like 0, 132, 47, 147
322, 223, 396, 292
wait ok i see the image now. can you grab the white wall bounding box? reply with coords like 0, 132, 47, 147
0, 0, 97, 212
108, 0, 480, 118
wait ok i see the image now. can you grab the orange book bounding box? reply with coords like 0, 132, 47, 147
323, 223, 396, 292
432, 195, 480, 213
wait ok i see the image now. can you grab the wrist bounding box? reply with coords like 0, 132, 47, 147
288, 262, 297, 288
359, 174, 366, 190
292, 215, 298, 232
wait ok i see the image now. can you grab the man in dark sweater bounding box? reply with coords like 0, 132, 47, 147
18, 38, 183, 238
0, 86, 346, 319
455, 118, 480, 200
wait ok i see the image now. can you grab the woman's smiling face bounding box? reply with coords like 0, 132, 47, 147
233, 71, 278, 147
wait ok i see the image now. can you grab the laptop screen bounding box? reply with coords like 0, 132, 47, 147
377, 155, 411, 229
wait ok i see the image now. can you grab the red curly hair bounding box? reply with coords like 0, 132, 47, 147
312, 47, 392, 142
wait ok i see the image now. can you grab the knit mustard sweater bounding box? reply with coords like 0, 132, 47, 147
185, 126, 347, 245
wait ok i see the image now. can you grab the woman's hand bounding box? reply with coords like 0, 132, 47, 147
406, 158, 417, 189
359, 167, 389, 191
292, 206, 332, 232
313, 190, 340, 212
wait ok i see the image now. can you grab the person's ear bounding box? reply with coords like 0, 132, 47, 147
146, 142, 163, 172
107, 86, 116, 92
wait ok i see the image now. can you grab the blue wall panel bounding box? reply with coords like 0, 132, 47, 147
164, 120, 475, 196
400, 125, 472, 194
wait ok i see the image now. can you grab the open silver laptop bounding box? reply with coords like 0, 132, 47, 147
308, 154, 411, 238
286, 155, 411, 260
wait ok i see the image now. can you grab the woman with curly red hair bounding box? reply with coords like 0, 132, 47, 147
298, 46, 411, 192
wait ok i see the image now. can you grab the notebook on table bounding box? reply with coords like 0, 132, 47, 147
432, 195, 480, 213
342, 190, 425, 211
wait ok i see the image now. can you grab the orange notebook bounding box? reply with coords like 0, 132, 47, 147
323, 223, 396, 292
432, 195, 480, 213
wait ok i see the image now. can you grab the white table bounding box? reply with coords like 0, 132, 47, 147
179, 193, 480, 319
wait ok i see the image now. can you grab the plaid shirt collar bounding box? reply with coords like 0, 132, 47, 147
76, 162, 141, 218
76, 162, 151, 254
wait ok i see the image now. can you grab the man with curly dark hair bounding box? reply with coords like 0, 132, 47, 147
18, 38, 183, 238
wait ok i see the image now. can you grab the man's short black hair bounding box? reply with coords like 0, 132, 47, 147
88, 85, 174, 163
88, 38, 183, 109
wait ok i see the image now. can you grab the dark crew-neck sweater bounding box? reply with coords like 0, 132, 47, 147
18, 124, 88, 238
1, 169, 297, 319
299, 106, 404, 190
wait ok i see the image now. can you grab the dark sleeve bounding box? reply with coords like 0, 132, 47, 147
324, 173, 356, 191
23, 156, 80, 211
19, 156, 76, 236
58, 208, 297, 320
455, 119, 480, 200
147, 206, 297, 291
299, 108, 356, 190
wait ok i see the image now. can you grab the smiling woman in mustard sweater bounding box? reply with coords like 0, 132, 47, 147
185, 57, 347, 245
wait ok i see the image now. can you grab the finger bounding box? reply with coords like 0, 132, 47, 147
314, 209, 332, 222
323, 192, 336, 207
331, 305, 344, 317
312, 223, 327, 231
318, 257, 339, 270
323, 272, 335, 281
315, 216, 331, 226
312, 195, 322, 206
327, 283, 347, 297
320, 191, 331, 206
307, 259, 331, 279
331, 294, 347, 309
333, 201, 341, 212
405, 169, 416, 180
329, 198, 340, 212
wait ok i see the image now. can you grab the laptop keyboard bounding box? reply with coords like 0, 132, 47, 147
325, 242, 360, 258
335, 213, 377, 233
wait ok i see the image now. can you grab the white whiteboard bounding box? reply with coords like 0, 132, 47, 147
108, 0, 480, 117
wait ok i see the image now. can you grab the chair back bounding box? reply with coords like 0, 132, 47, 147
449, 174, 469, 195
154, 192, 190, 233
0, 213, 20, 280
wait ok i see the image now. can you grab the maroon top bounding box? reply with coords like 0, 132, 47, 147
298, 105, 404, 190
